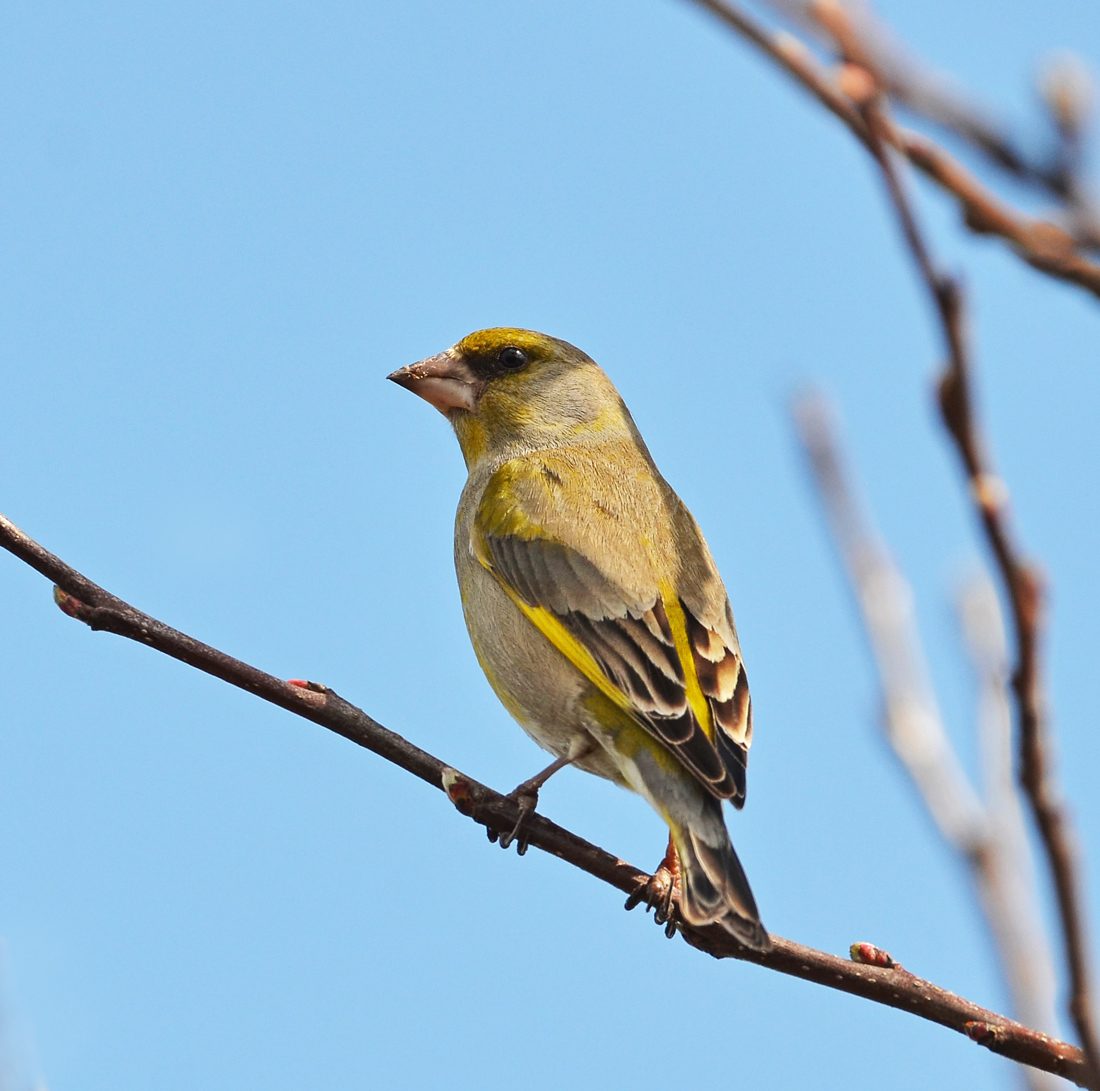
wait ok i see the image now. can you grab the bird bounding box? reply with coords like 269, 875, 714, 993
388, 327, 767, 949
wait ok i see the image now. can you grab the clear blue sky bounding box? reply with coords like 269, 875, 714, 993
2, 1, 1099, 1088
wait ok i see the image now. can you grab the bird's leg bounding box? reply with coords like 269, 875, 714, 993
624, 832, 683, 937
491, 740, 595, 853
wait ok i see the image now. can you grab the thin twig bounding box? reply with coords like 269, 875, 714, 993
960, 574, 1061, 1047
757, 0, 1087, 207
899, 132, 1100, 297
681, 0, 1100, 300
0, 508, 1093, 1087
793, 393, 987, 851
804, 8, 1100, 1080
685, 0, 870, 137
795, 394, 1065, 1091
937, 332, 1100, 1086
1038, 55, 1100, 251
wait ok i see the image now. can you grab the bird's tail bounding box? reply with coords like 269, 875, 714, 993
669, 796, 769, 951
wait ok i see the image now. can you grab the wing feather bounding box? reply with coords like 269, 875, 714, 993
476, 467, 751, 804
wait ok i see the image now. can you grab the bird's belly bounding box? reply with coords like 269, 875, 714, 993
456, 549, 622, 783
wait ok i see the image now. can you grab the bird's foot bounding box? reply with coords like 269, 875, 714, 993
486, 749, 587, 855
486, 782, 540, 855
624, 836, 682, 938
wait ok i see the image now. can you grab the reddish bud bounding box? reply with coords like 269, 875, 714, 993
850, 942, 897, 968
441, 767, 477, 816
965, 1021, 998, 1045
286, 679, 329, 708
53, 586, 91, 621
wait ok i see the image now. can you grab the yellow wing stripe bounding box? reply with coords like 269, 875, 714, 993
474, 526, 712, 741
657, 581, 714, 739
472, 527, 638, 716
494, 578, 638, 716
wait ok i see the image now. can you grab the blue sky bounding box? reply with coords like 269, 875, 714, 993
2, 1, 1099, 1088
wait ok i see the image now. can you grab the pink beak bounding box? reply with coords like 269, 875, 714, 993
388, 350, 481, 415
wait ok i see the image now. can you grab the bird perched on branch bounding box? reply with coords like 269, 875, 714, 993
389, 328, 767, 949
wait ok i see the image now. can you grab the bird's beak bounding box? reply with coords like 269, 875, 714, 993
387, 350, 481, 415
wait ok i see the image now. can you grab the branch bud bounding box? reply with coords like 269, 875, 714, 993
837, 63, 877, 105
441, 767, 477, 816
53, 586, 93, 622
850, 942, 897, 968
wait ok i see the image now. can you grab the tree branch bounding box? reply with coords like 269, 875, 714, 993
795, 9, 1100, 1080
757, 0, 1098, 228
682, 0, 1100, 301
960, 574, 1061, 1047
793, 393, 988, 853
794, 393, 1063, 1091
937, 322, 1100, 1085
0, 509, 1095, 1086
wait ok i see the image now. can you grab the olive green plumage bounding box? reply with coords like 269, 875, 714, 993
389, 328, 767, 949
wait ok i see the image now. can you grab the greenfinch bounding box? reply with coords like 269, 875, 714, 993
389, 328, 767, 949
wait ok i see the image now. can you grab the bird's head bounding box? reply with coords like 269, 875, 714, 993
388, 327, 632, 467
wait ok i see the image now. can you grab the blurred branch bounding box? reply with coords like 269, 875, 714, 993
682, 0, 1100, 299
756, 0, 1082, 201
1037, 53, 1100, 251
801, 8, 1100, 1082
792, 395, 985, 848
960, 574, 1061, 1043
0, 509, 1095, 1087
794, 394, 1063, 1091
936, 306, 1100, 1085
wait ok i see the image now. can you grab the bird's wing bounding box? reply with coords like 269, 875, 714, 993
473, 456, 752, 805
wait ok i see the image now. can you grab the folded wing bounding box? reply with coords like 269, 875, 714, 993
474, 466, 752, 805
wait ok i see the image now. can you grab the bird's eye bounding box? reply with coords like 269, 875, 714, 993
499, 346, 528, 370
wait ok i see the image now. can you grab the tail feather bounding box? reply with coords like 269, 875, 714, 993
611, 730, 768, 949
672, 801, 769, 951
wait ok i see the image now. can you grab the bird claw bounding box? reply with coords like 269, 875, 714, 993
625, 865, 677, 923
491, 785, 538, 853
624, 841, 683, 938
